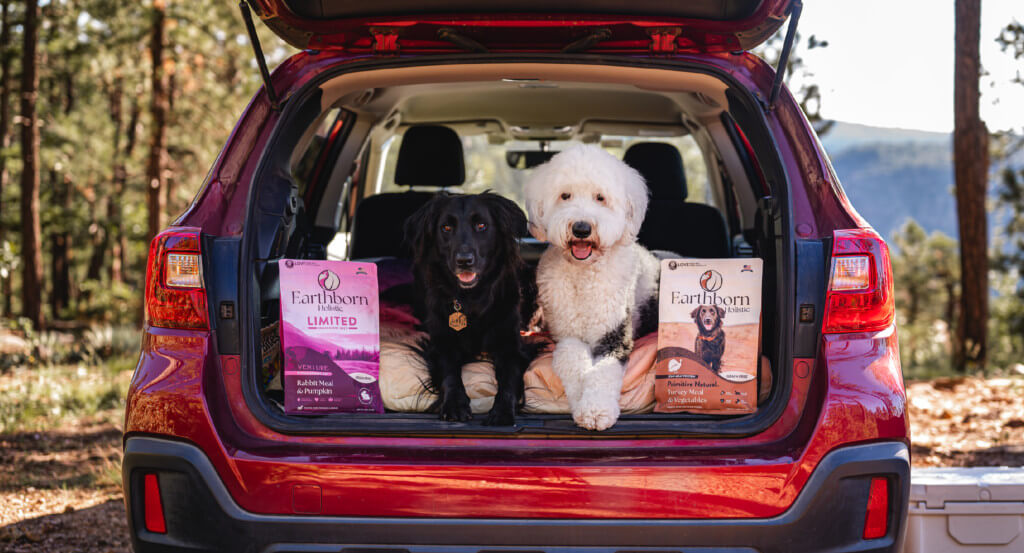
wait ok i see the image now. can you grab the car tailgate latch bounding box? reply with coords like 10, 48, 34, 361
370, 27, 401, 55
647, 27, 680, 55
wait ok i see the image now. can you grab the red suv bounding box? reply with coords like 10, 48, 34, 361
123, 1, 909, 552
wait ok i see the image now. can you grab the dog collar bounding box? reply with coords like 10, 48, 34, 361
697, 334, 718, 341
449, 300, 467, 332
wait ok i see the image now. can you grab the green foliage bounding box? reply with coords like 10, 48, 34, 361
890, 220, 961, 379
76, 279, 142, 325
997, 19, 1023, 86
0, 353, 135, 433
991, 166, 1024, 344
991, 19, 1024, 368
0, 0, 294, 326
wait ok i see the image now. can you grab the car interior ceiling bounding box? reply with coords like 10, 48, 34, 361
251, 63, 783, 419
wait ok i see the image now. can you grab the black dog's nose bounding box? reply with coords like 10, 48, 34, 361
455, 252, 475, 267
571, 221, 591, 239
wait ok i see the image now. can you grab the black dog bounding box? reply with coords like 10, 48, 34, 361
691, 305, 726, 373
405, 192, 534, 425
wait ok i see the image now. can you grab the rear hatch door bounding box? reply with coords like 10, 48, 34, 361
249, 0, 792, 54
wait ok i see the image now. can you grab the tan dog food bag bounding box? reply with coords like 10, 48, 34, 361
655, 258, 763, 414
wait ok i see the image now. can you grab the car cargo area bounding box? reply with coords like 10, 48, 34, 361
237, 61, 798, 436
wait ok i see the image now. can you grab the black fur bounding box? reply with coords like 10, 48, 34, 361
691, 305, 726, 373
593, 319, 631, 362
635, 294, 659, 338
405, 192, 533, 425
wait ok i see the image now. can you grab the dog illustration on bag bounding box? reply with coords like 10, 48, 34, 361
691, 305, 726, 373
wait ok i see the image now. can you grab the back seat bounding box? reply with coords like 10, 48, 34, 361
624, 142, 731, 258
348, 125, 465, 259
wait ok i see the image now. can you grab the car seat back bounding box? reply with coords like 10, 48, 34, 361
349, 125, 465, 259
624, 142, 731, 258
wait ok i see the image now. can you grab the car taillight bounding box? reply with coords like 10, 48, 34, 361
823, 228, 894, 334
863, 476, 889, 539
145, 227, 209, 330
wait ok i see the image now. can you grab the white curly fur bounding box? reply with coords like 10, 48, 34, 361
525, 145, 660, 430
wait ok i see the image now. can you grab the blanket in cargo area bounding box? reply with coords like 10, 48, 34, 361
378, 325, 771, 414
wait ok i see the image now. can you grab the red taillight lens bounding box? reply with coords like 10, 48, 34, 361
863, 477, 889, 539
145, 227, 209, 330
143, 473, 167, 534
823, 228, 894, 334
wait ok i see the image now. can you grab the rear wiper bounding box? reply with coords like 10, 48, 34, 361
437, 28, 488, 53
562, 28, 612, 53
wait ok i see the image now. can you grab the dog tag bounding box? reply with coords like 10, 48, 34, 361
449, 300, 467, 332
449, 312, 467, 331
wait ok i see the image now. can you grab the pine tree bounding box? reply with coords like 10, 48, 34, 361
952, 0, 988, 371
145, 0, 167, 245
19, 0, 42, 329
0, 0, 14, 317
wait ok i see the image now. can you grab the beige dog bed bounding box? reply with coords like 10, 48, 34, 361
379, 331, 771, 415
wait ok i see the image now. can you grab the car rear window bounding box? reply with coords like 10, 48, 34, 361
292, 107, 343, 197
371, 131, 712, 209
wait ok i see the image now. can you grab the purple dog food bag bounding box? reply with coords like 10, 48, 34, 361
279, 259, 383, 414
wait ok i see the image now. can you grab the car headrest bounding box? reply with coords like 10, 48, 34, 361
623, 142, 687, 201
394, 125, 465, 187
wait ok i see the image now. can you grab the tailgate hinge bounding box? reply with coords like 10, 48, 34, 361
648, 27, 681, 55
238, 1, 281, 111
768, 0, 803, 108
370, 27, 401, 55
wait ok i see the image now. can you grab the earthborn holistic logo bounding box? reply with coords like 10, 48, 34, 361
318, 269, 341, 291
699, 269, 723, 292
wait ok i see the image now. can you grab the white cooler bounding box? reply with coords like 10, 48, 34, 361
905, 467, 1024, 552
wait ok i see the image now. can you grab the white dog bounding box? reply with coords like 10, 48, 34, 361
524, 145, 660, 430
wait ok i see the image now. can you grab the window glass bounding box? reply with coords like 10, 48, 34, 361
292, 107, 342, 195
375, 129, 711, 210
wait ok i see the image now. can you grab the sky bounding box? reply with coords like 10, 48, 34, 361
793, 0, 1023, 133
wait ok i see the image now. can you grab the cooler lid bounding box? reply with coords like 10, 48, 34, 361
911, 467, 1024, 508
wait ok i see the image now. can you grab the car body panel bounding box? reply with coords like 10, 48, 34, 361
126, 44, 905, 553
126, 325, 906, 518
247, 0, 793, 52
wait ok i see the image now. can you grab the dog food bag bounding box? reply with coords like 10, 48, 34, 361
655, 258, 762, 414
279, 259, 383, 414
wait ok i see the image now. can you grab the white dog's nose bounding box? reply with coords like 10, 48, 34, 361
571, 221, 592, 239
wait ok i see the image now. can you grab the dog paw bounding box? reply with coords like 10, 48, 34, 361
439, 394, 472, 422
482, 405, 516, 426
572, 401, 620, 431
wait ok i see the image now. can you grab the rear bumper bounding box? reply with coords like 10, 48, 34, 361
123, 437, 909, 553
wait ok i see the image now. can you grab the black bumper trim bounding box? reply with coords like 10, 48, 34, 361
123, 437, 909, 553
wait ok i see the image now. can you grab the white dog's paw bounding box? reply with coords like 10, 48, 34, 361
572, 398, 621, 431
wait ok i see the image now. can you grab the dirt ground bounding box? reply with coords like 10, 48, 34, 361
908, 375, 1024, 467
0, 376, 1021, 552
0, 415, 127, 553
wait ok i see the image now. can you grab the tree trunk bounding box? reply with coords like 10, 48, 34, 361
20, 0, 42, 329
87, 75, 124, 283
145, 0, 168, 246
50, 173, 72, 319
0, 0, 13, 317
907, 289, 920, 326
952, 0, 989, 372
114, 96, 141, 285
49, 68, 76, 319
164, 66, 177, 218
945, 277, 959, 362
